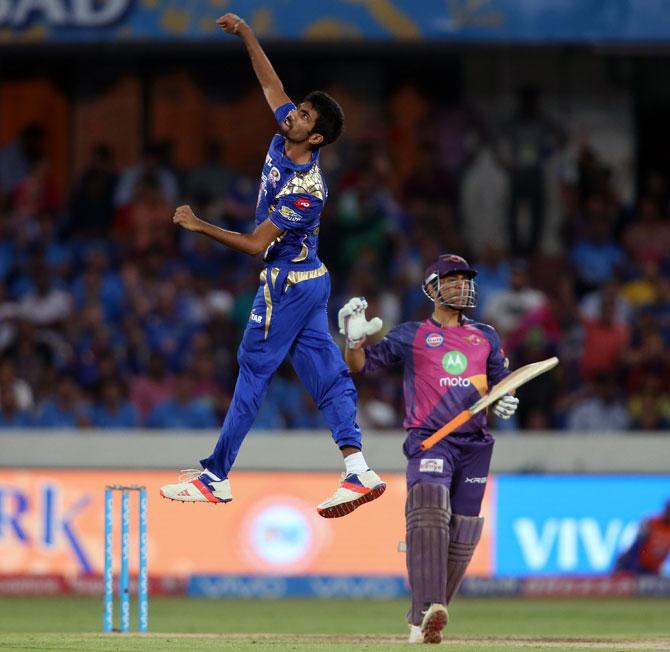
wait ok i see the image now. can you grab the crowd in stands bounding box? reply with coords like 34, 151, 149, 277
0, 85, 669, 433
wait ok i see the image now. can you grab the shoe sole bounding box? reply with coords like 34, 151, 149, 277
422, 607, 448, 644
317, 483, 386, 518
159, 490, 232, 504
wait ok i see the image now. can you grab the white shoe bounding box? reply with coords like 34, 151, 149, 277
160, 469, 233, 503
408, 625, 423, 643
316, 469, 385, 518
420, 604, 448, 644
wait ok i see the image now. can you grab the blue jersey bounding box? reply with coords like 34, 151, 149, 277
256, 102, 326, 269
200, 103, 364, 481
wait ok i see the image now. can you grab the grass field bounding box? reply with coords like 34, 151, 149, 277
0, 596, 669, 652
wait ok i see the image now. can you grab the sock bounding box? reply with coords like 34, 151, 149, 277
344, 451, 368, 475
203, 468, 222, 482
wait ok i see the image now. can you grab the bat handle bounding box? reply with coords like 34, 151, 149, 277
420, 410, 473, 451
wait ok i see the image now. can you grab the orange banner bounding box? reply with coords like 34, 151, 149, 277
0, 470, 493, 577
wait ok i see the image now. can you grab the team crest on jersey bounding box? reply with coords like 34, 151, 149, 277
269, 167, 281, 188
425, 332, 444, 348
465, 334, 483, 345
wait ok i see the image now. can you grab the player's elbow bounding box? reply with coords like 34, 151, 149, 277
245, 237, 269, 257
246, 244, 264, 256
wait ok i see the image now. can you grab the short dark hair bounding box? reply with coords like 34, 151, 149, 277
303, 91, 344, 148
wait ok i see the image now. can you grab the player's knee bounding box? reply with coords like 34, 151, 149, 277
449, 514, 485, 556
406, 483, 451, 530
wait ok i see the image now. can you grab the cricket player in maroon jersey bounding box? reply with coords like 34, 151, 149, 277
338, 254, 519, 644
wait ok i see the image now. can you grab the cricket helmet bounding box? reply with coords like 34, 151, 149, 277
422, 254, 478, 309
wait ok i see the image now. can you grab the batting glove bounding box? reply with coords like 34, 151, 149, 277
493, 394, 519, 419
338, 297, 383, 349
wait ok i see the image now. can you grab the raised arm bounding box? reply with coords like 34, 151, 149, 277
217, 13, 291, 112
344, 342, 366, 374
173, 205, 281, 257
338, 297, 383, 373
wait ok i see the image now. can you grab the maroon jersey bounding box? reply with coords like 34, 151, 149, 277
362, 316, 509, 438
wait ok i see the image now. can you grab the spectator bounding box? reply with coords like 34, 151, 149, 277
628, 383, 670, 430
622, 196, 670, 268
580, 295, 630, 381
579, 279, 632, 328
67, 144, 118, 236
0, 123, 46, 201
146, 372, 216, 429
34, 375, 91, 428
471, 242, 511, 320
114, 141, 179, 207
0, 380, 32, 427
482, 259, 547, 342
112, 172, 174, 257
0, 356, 34, 411
92, 379, 140, 428
186, 139, 234, 204
569, 208, 625, 295
565, 374, 630, 431
18, 267, 72, 327
130, 353, 176, 422
614, 501, 670, 575
497, 86, 565, 256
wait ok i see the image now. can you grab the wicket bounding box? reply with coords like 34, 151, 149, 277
103, 485, 148, 633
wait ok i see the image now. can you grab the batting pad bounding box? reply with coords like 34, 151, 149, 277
405, 483, 451, 625
445, 513, 484, 604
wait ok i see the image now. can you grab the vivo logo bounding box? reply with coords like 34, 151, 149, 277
514, 518, 639, 571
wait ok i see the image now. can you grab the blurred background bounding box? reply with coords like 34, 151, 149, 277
0, 0, 668, 602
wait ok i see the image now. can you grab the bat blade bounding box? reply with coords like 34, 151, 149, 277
469, 356, 559, 415
420, 356, 559, 452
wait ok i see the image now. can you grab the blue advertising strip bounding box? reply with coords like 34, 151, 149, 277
2, 1, 670, 44
188, 575, 670, 599
495, 475, 670, 577
188, 575, 408, 599
460, 576, 670, 597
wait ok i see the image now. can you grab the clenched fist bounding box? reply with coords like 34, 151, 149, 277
216, 13, 245, 35
173, 205, 201, 232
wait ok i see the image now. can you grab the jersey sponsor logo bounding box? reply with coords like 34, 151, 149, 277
442, 351, 468, 374
464, 476, 487, 484
293, 198, 312, 210
425, 332, 444, 348
249, 309, 263, 324
465, 334, 483, 345
279, 206, 302, 222
419, 458, 444, 473
439, 376, 471, 388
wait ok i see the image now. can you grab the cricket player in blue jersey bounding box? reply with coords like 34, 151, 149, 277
160, 13, 385, 518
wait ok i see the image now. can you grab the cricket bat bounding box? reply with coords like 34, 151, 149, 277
420, 356, 559, 452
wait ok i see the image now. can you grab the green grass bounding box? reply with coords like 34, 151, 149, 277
0, 596, 669, 652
